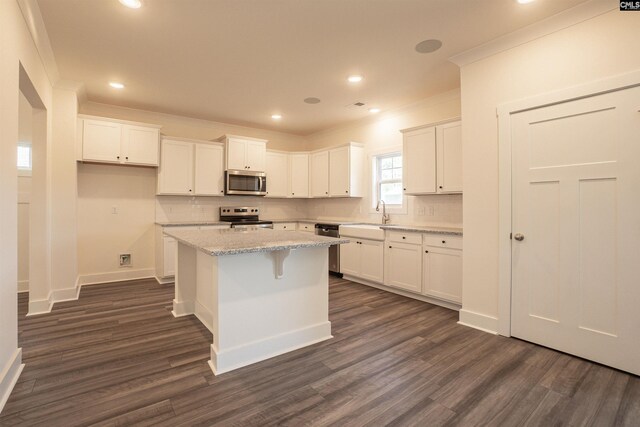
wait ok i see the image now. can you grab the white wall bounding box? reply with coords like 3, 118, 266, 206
459, 10, 640, 330
306, 89, 462, 227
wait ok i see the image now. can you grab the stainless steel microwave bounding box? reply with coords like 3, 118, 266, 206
225, 170, 267, 196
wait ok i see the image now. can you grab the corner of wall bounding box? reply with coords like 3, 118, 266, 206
0, 348, 24, 414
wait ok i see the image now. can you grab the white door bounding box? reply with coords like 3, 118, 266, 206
194, 144, 224, 196
226, 139, 246, 170
82, 119, 122, 163
289, 153, 309, 198
158, 140, 194, 195
265, 151, 289, 197
511, 86, 640, 376
360, 239, 384, 284
403, 126, 436, 194
122, 125, 159, 166
329, 146, 350, 197
436, 121, 462, 193
310, 151, 329, 197
384, 243, 422, 293
246, 141, 266, 171
340, 240, 360, 277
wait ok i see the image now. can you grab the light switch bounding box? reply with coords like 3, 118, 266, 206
112, 206, 118, 214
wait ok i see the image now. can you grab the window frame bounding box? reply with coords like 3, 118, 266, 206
370, 147, 407, 215
17, 142, 32, 176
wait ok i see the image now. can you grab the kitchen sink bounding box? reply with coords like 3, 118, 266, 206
338, 224, 385, 241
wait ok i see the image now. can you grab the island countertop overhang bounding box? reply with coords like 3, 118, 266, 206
163, 228, 349, 256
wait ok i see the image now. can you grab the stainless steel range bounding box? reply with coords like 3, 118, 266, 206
219, 206, 273, 229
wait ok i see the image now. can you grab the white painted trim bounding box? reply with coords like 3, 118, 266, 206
27, 292, 53, 316
342, 274, 461, 312
77, 268, 155, 287
78, 114, 162, 129
155, 276, 175, 285
496, 70, 640, 337
51, 285, 80, 303
17, 280, 29, 293
449, 0, 614, 67
458, 309, 499, 335
209, 322, 332, 375
16, 0, 60, 86
172, 299, 195, 319
194, 301, 214, 333
0, 349, 24, 414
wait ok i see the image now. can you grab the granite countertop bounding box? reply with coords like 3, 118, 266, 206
156, 221, 229, 227
163, 228, 349, 256
379, 224, 463, 236
265, 218, 356, 225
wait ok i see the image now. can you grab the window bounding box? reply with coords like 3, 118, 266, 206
373, 152, 403, 207
17, 143, 32, 171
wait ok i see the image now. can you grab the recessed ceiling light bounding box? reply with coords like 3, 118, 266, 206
415, 39, 443, 54
119, 0, 142, 8
304, 97, 321, 104
347, 75, 363, 83
271, 114, 282, 120
109, 82, 125, 89
516, 0, 535, 3
369, 108, 381, 114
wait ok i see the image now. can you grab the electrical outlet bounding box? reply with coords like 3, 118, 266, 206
119, 253, 131, 267
417, 206, 426, 216
427, 206, 435, 216
111, 206, 118, 214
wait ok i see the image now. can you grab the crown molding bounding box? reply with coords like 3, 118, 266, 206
449, 0, 615, 67
16, 0, 60, 86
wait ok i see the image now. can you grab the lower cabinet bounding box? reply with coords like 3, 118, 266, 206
273, 222, 296, 231
340, 238, 384, 284
384, 242, 422, 293
297, 222, 314, 233
422, 246, 462, 303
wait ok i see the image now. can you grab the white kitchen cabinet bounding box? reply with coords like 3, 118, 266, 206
273, 222, 296, 231
401, 120, 462, 195
79, 116, 160, 166
265, 151, 289, 198
157, 138, 224, 196
289, 153, 309, 198
217, 135, 267, 171
341, 239, 384, 284
310, 151, 329, 197
310, 143, 364, 198
436, 121, 463, 193
422, 245, 462, 304
194, 144, 225, 196
384, 241, 422, 293
158, 139, 194, 195
162, 236, 177, 277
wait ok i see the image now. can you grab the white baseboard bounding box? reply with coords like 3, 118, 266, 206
172, 299, 195, 319
209, 322, 332, 375
77, 268, 155, 287
0, 348, 24, 414
154, 276, 174, 285
194, 301, 214, 334
342, 274, 461, 312
458, 309, 499, 335
17, 280, 28, 293
27, 292, 53, 316
51, 284, 81, 303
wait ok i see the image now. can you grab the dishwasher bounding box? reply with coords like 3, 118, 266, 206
315, 223, 341, 276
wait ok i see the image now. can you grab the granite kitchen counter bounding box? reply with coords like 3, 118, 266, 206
380, 224, 463, 236
155, 221, 229, 227
163, 227, 349, 256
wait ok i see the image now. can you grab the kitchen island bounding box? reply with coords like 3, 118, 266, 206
163, 227, 348, 375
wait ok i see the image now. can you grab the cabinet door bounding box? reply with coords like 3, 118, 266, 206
384, 242, 422, 293
340, 240, 360, 277
158, 140, 194, 194
265, 152, 289, 197
273, 222, 296, 231
122, 125, 159, 166
329, 146, 350, 197
310, 151, 329, 197
82, 119, 122, 163
403, 127, 436, 194
246, 140, 266, 171
194, 144, 224, 196
360, 239, 384, 284
422, 247, 462, 303
163, 236, 177, 277
436, 121, 463, 193
226, 139, 246, 170
289, 153, 309, 198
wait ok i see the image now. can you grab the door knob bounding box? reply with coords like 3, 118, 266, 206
514, 233, 525, 241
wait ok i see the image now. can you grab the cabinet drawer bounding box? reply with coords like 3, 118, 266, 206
297, 223, 314, 232
274, 222, 296, 231
423, 234, 462, 250
386, 231, 422, 245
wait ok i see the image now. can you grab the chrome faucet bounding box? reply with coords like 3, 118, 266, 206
376, 200, 390, 224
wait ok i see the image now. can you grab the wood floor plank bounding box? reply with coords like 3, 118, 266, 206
1, 277, 638, 426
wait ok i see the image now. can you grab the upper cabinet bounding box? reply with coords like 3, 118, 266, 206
310, 143, 364, 198
157, 137, 224, 196
78, 116, 161, 166
216, 135, 267, 171
289, 153, 309, 198
265, 151, 289, 198
401, 120, 462, 195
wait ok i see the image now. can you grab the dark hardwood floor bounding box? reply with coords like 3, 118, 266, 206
1, 277, 638, 426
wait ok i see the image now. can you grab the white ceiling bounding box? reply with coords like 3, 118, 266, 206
38, 0, 590, 135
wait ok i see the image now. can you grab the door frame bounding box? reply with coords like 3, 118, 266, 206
496, 69, 640, 337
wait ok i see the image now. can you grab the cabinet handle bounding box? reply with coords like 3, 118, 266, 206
425, 250, 429, 253
402, 236, 406, 239
117, 156, 120, 160
247, 166, 251, 169
345, 190, 348, 193
442, 240, 446, 244
388, 246, 392, 249
220, 191, 223, 193
439, 186, 443, 189
125, 156, 129, 160
292, 193, 295, 195
189, 189, 192, 192
403, 188, 406, 191
325, 192, 328, 194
